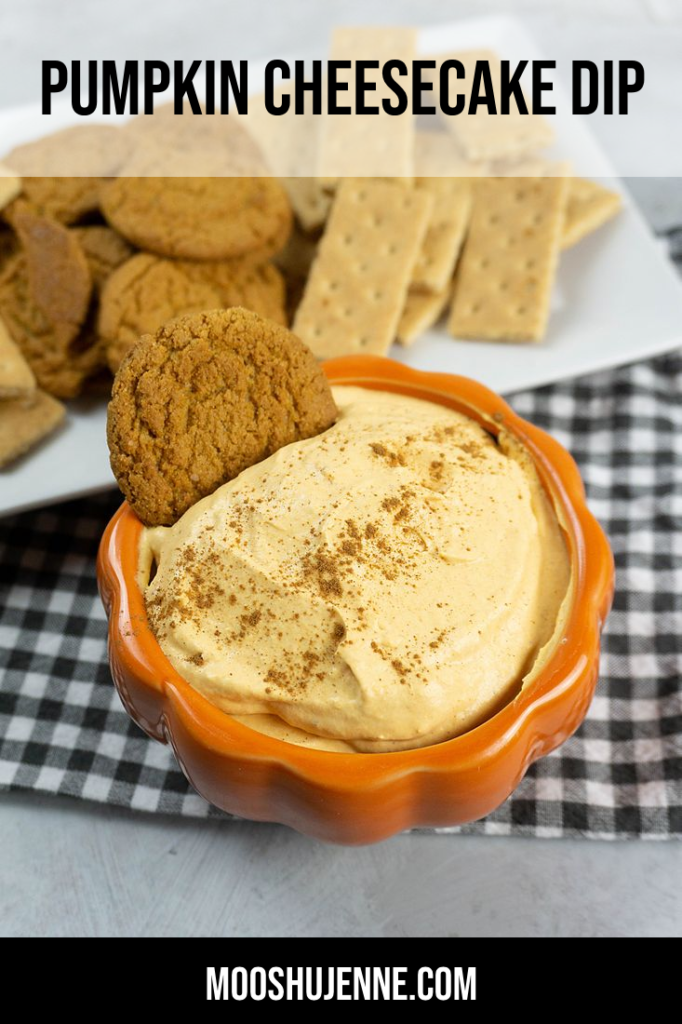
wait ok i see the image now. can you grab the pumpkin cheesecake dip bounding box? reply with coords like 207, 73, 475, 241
139, 385, 572, 754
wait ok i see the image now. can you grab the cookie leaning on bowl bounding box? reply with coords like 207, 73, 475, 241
107, 308, 338, 527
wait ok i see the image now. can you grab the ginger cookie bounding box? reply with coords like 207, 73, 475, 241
0, 253, 102, 398
13, 204, 92, 330
99, 254, 223, 373
4, 178, 104, 226
72, 225, 135, 292
24, 330, 105, 399
3, 122, 130, 226
4, 124, 130, 178
100, 253, 286, 372
0, 213, 103, 400
100, 175, 292, 261
196, 260, 286, 322
0, 312, 36, 397
122, 104, 267, 176
107, 307, 338, 526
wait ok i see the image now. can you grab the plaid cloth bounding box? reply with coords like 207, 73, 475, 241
1, 290, 681, 841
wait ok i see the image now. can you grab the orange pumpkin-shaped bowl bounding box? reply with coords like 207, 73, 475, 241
97, 356, 614, 844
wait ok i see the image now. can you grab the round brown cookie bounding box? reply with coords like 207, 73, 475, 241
100, 175, 292, 261
3, 122, 130, 225
194, 260, 286, 323
107, 307, 338, 526
4, 124, 130, 178
99, 253, 223, 373
30, 341, 106, 398
0, 253, 102, 398
4, 177, 107, 226
122, 104, 267, 176
100, 253, 287, 372
0, 209, 97, 398
72, 225, 135, 292
12, 204, 92, 330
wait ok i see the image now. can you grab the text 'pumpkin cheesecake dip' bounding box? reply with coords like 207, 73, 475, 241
106, 309, 573, 756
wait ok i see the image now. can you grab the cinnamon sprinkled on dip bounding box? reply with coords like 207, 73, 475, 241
141, 387, 571, 753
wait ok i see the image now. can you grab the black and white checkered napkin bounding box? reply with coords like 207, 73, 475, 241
1, 314, 681, 840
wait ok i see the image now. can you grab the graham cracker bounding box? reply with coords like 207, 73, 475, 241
414, 130, 487, 178
448, 176, 569, 343
0, 314, 36, 398
293, 178, 432, 358
492, 157, 573, 178
0, 389, 65, 467
242, 88, 315, 176
426, 50, 555, 162
412, 177, 473, 293
397, 283, 452, 347
316, 27, 416, 181
242, 90, 331, 231
562, 178, 621, 250
283, 178, 332, 233
0, 165, 21, 210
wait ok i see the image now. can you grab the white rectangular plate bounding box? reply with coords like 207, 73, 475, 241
2, 14, 681, 517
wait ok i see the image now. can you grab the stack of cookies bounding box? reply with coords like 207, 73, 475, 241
0, 49, 623, 468
97, 174, 291, 372
0, 171, 63, 465
0, 270, 65, 467
0, 114, 294, 466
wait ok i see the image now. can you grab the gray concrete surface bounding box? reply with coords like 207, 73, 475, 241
1, 792, 680, 937
0, 0, 680, 937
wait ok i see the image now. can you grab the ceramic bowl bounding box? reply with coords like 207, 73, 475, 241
97, 355, 614, 844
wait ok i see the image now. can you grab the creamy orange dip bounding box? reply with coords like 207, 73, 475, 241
142, 386, 571, 753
